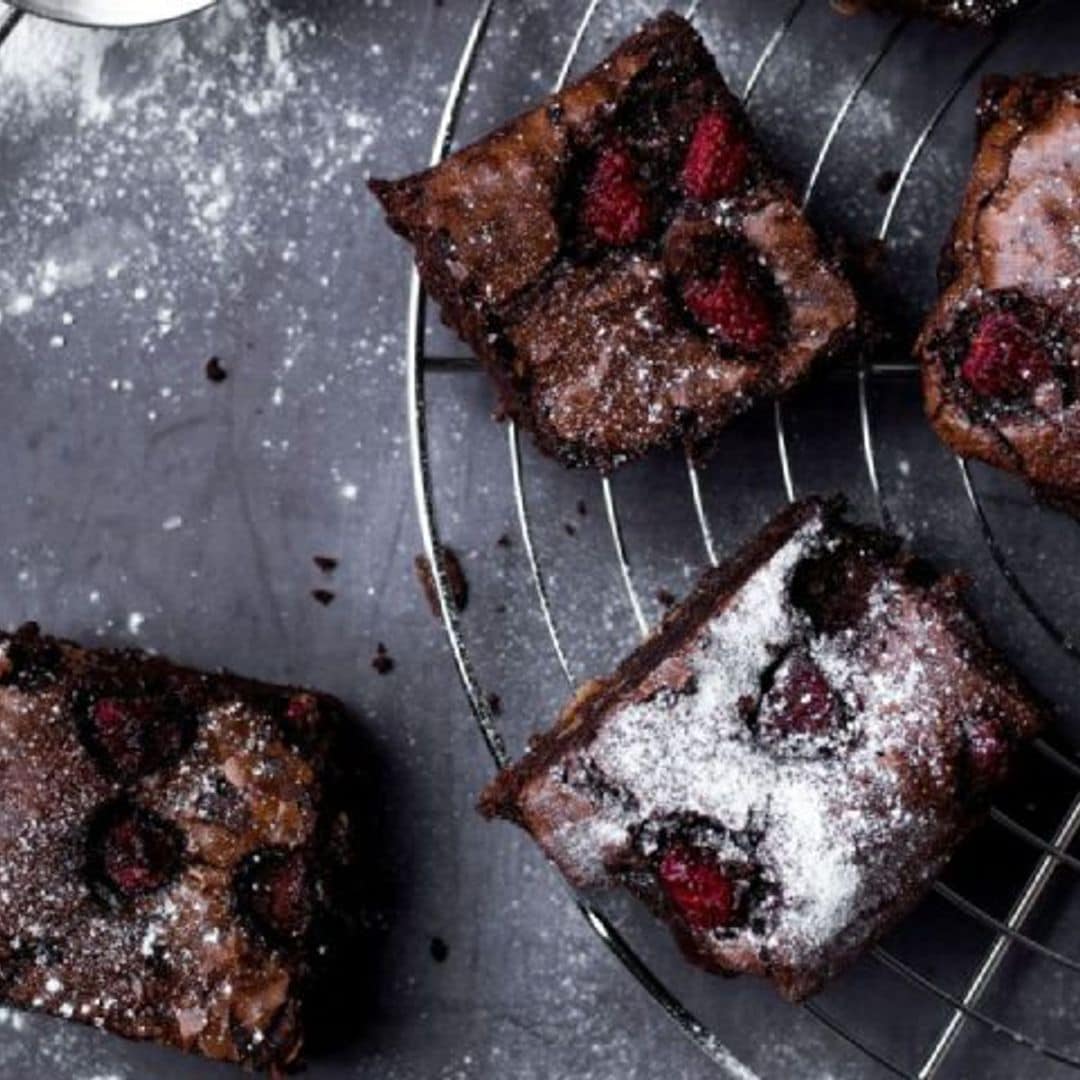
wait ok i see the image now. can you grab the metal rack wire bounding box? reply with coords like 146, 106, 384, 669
406, 1, 1080, 1077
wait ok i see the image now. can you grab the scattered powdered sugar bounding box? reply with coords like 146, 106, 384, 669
0, 0, 383, 340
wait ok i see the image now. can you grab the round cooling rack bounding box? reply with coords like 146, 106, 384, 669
406, 1, 1080, 1078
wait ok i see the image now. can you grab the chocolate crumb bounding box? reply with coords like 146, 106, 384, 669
311, 589, 335, 607
486, 692, 502, 716
313, 556, 339, 575
576, 499, 588, 517
372, 644, 394, 675
564, 523, 577, 537
205, 357, 228, 383
430, 936, 449, 963
875, 169, 900, 196
496, 533, 513, 549
415, 548, 469, 618
656, 587, 677, 608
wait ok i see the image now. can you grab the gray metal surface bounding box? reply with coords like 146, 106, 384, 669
9, 0, 215, 29
2, 0, 1080, 1077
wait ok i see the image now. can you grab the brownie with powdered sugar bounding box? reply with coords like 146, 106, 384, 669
0, 623, 357, 1069
480, 499, 1044, 999
370, 13, 861, 471
919, 76, 1080, 516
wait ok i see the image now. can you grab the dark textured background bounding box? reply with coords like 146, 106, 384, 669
1, 0, 1080, 1076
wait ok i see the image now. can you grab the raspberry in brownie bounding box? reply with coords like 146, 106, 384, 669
480, 499, 1044, 1000
0, 623, 357, 1069
370, 13, 861, 470
918, 76, 1080, 514
831, 0, 1029, 23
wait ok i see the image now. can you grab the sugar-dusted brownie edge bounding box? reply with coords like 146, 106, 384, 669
480, 497, 1046, 1000
831, 0, 1030, 24
917, 75, 1080, 513
480, 500, 828, 825
370, 13, 862, 471
0, 622, 362, 1070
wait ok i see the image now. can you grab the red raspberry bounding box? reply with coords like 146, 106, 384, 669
88, 696, 187, 780
684, 256, 774, 351
658, 845, 736, 932
759, 656, 839, 739
582, 146, 651, 247
682, 109, 750, 200
98, 807, 183, 897
960, 312, 1052, 399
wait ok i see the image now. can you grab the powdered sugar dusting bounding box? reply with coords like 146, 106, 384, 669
524, 506, 1036, 988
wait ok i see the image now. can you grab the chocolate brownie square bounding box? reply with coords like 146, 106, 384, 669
0, 623, 357, 1069
480, 499, 1044, 1000
371, 13, 861, 470
918, 76, 1080, 514
832, 0, 1029, 23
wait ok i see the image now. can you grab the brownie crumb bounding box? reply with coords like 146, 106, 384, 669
486, 692, 502, 716
415, 548, 469, 618
875, 169, 900, 196
430, 936, 450, 963
205, 357, 228, 383
656, 587, 677, 608
313, 556, 339, 575
576, 499, 588, 517
311, 589, 336, 607
372, 643, 394, 675
496, 533, 513, 549
564, 523, 577, 537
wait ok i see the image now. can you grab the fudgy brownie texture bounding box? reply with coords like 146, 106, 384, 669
832, 0, 1028, 23
371, 13, 861, 471
0, 623, 357, 1070
480, 499, 1044, 1000
918, 76, 1080, 515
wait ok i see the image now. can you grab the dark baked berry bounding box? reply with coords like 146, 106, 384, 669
790, 547, 878, 635
658, 845, 736, 932
683, 256, 774, 351
582, 145, 651, 247
960, 312, 1052, 399
235, 848, 311, 945
88, 802, 184, 901
758, 656, 840, 739
682, 109, 750, 200
81, 694, 192, 781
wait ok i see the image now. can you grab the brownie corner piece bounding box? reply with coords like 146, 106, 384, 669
0, 622, 360, 1070
480, 497, 1044, 1000
371, 12, 861, 470
917, 74, 1080, 512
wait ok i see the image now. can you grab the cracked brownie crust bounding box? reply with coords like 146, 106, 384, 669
480, 499, 1044, 1000
918, 76, 1080, 514
371, 13, 861, 471
0, 623, 357, 1070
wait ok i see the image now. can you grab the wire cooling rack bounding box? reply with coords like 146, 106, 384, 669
405, 1, 1080, 1077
